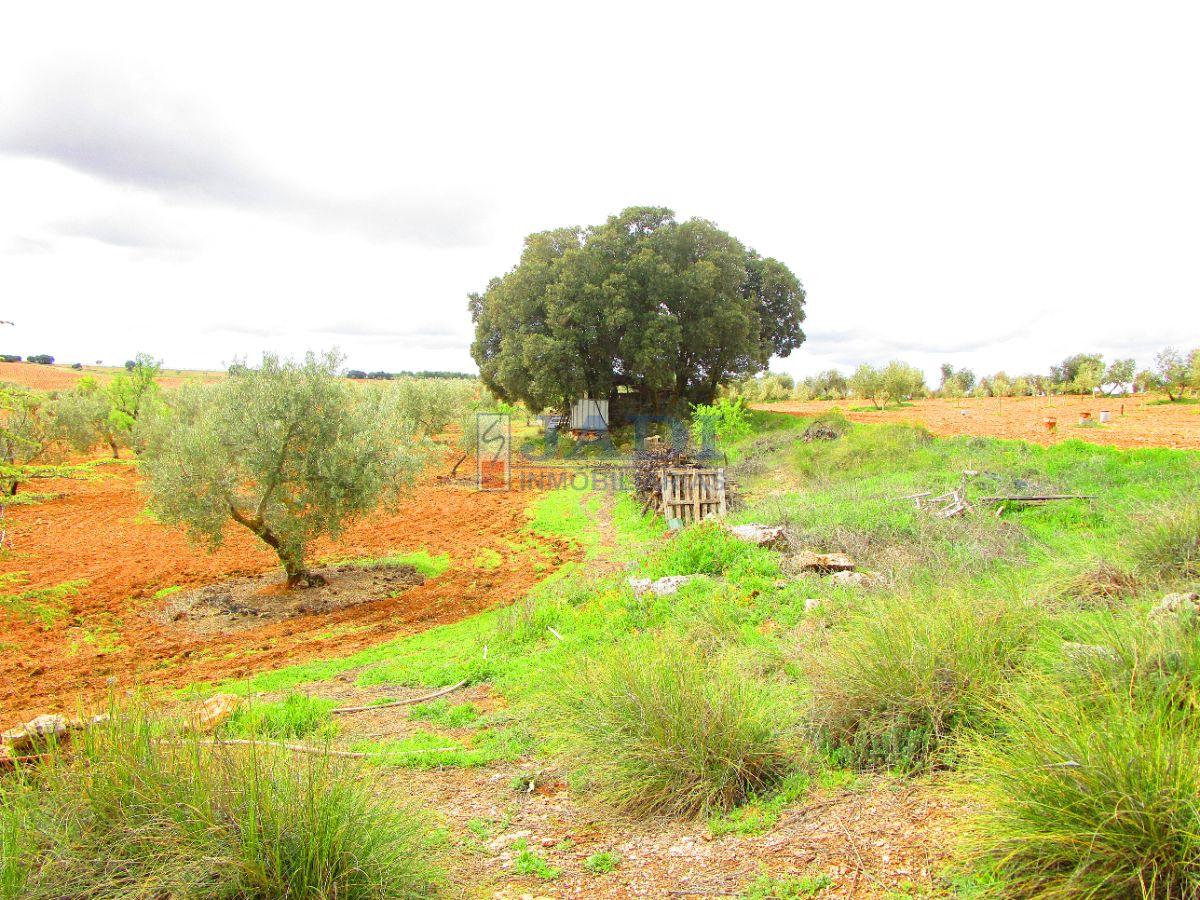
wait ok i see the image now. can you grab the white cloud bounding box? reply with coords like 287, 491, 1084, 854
0, 1, 1197, 377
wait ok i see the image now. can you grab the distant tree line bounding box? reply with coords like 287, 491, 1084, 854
342, 369, 476, 381
725, 345, 1200, 406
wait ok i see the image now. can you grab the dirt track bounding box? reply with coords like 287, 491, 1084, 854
758, 394, 1200, 450
0, 464, 571, 722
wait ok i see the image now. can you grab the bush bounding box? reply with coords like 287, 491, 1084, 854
26, 354, 53, 365
0, 708, 444, 898
0, 355, 20, 363
547, 634, 795, 817
963, 638, 1200, 899
805, 593, 1036, 770
1130, 501, 1200, 581
691, 396, 752, 450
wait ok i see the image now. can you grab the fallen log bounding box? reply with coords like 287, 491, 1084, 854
331, 680, 468, 715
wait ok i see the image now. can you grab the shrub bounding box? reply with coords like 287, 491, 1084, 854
584, 851, 619, 874
26, 354, 53, 365
963, 667, 1200, 898
1130, 501, 1200, 581
0, 355, 20, 363
0, 708, 444, 898
805, 593, 1036, 770
691, 396, 752, 450
547, 634, 795, 817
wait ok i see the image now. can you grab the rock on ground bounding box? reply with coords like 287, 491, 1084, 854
827, 570, 884, 588
2, 714, 71, 756
1149, 591, 1200, 622
726, 523, 789, 550
786, 551, 856, 574
627, 575, 703, 597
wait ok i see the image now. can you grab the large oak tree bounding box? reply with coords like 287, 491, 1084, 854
469, 207, 805, 410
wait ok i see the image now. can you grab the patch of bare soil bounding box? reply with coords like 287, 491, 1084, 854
758, 394, 1200, 450
158, 563, 425, 636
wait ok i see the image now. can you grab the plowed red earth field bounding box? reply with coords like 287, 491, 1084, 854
758, 394, 1200, 450
0, 463, 572, 722
0, 361, 223, 391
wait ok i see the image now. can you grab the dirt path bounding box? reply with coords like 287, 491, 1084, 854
0, 463, 573, 721
758, 394, 1200, 450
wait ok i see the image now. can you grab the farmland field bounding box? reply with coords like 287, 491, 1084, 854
758, 393, 1200, 450
0, 455, 572, 721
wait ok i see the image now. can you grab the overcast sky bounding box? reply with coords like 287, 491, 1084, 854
2, 2, 1198, 382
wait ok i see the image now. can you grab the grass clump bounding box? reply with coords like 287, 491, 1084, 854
1130, 501, 1200, 581
408, 699, 481, 728
0, 708, 443, 899
964, 682, 1200, 897
548, 633, 795, 818
741, 870, 833, 898
806, 593, 1036, 771
641, 520, 780, 580
224, 692, 338, 741
584, 851, 619, 874
511, 838, 560, 880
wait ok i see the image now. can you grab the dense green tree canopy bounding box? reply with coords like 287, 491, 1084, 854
469, 207, 805, 410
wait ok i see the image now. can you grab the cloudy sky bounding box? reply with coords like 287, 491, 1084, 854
2, 2, 1198, 382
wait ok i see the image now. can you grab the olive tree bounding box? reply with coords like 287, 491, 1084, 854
882, 361, 925, 406
849, 364, 886, 409
139, 352, 425, 587
0, 386, 54, 494
52, 377, 122, 457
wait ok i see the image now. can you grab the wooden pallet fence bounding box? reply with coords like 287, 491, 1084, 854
660, 468, 727, 524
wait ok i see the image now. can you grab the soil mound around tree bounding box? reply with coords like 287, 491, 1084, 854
157, 562, 426, 635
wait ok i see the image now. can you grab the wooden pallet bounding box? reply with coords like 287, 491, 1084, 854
660, 468, 726, 524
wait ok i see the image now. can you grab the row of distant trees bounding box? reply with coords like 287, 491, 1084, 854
727, 347, 1200, 406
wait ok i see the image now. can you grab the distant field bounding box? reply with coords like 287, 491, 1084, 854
758, 393, 1200, 450
0, 361, 225, 391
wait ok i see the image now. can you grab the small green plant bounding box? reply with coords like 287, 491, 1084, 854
511, 838, 560, 880
224, 693, 338, 741
584, 851, 619, 874
741, 870, 833, 898
408, 700, 481, 728
548, 633, 795, 817
0, 574, 86, 625
691, 396, 753, 449
1130, 501, 1200, 581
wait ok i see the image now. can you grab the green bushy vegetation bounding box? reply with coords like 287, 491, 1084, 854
0, 708, 444, 899
223, 693, 339, 741
546, 633, 796, 817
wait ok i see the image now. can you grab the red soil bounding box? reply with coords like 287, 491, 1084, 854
0, 361, 224, 392
758, 394, 1200, 450
0, 464, 572, 722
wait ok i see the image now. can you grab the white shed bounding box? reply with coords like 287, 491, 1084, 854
569, 397, 609, 432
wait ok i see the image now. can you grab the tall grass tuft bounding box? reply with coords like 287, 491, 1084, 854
0, 706, 443, 899
1130, 501, 1200, 582
547, 634, 795, 818
806, 593, 1037, 770
963, 681, 1200, 897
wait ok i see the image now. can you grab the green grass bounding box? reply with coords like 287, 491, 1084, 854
584, 851, 619, 874
0, 574, 86, 625
546, 632, 796, 817
352, 725, 529, 769
0, 491, 61, 507
408, 699, 481, 727
511, 838, 560, 879
0, 706, 444, 899
1129, 500, 1200, 582
223, 693, 339, 741
332, 548, 451, 579
740, 870, 834, 898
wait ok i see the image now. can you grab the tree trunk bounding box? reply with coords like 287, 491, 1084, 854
6, 481, 17, 496
229, 506, 326, 589
108, 437, 120, 459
